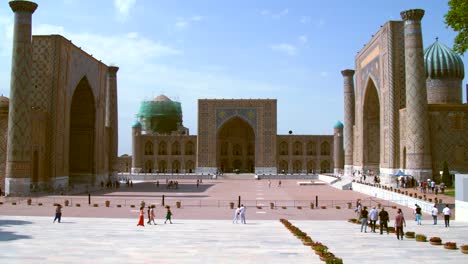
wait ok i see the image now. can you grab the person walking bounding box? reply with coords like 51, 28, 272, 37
379, 207, 389, 235
369, 207, 378, 232
240, 204, 246, 224
233, 206, 240, 224
53, 204, 62, 223
395, 208, 406, 240
149, 206, 156, 225
414, 204, 422, 225
137, 207, 145, 227
147, 206, 151, 224
360, 206, 369, 233
431, 204, 438, 225
442, 204, 451, 227
268, 180, 271, 188
164, 206, 173, 224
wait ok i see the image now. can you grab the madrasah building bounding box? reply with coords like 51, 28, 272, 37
122, 9, 467, 183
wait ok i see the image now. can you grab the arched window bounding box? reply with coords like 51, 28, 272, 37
307, 160, 316, 173
145, 160, 154, 173
171, 141, 180, 155
279, 141, 288, 155
320, 141, 330, 156
293, 141, 303, 155
279, 160, 288, 174
144, 141, 154, 155
158, 141, 167, 155
172, 160, 180, 173
293, 160, 302, 173
307, 141, 316, 156
185, 141, 194, 155
185, 160, 194, 173
320, 160, 330, 173
158, 160, 167, 173
233, 144, 242, 156
247, 144, 254, 156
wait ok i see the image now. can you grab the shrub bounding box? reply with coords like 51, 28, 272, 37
282, 206, 287, 209
335, 206, 341, 209
460, 244, 468, 250
325, 257, 343, 264
405, 231, 415, 238
75, 203, 80, 207
117, 204, 122, 208
444, 242, 457, 249
415, 234, 427, 242
93, 204, 98, 207
321, 206, 327, 209
297, 206, 302, 209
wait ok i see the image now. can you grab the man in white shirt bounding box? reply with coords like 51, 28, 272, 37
442, 204, 451, 227
240, 204, 246, 224
233, 206, 240, 224
369, 207, 379, 232
431, 204, 439, 225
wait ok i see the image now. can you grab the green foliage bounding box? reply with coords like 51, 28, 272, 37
442, 161, 453, 187
444, 0, 468, 55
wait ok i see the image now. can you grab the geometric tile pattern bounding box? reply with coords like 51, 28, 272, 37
401, 9, 432, 172
341, 70, 355, 168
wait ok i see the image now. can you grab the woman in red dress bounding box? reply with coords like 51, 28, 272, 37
137, 207, 145, 226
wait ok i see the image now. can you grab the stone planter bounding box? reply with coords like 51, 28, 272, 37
444, 243, 457, 250
347, 202, 352, 209
430, 241, 442, 245
27, 198, 32, 205
310, 203, 315, 209
64, 200, 69, 207
176, 201, 181, 208
230, 202, 234, 209
270, 202, 275, 209
105, 201, 110, 207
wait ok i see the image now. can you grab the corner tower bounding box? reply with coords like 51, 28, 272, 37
341, 70, 355, 177
400, 9, 432, 180
333, 121, 344, 175
5, 0, 38, 195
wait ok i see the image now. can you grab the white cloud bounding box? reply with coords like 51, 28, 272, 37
270, 43, 297, 56
261, 8, 289, 19
298, 35, 308, 44
114, 0, 136, 21
175, 16, 204, 30
300, 16, 310, 24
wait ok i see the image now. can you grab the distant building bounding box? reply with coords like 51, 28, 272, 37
123, 96, 340, 174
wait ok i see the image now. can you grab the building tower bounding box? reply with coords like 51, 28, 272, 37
106, 66, 119, 174
333, 121, 344, 175
341, 69, 355, 177
5, 0, 38, 195
400, 9, 432, 180
131, 121, 142, 173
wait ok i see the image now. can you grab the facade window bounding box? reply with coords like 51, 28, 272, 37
320, 141, 330, 156
294, 141, 303, 155
279, 141, 288, 155
172, 141, 180, 155
158, 141, 167, 155
233, 144, 242, 156
185, 141, 194, 155
144, 141, 154, 155
307, 141, 316, 155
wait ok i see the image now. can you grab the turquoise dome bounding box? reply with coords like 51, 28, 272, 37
334, 121, 344, 129
132, 120, 141, 128
424, 39, 465, 79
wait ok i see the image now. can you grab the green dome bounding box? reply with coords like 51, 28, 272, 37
424, 39, 465, 79
136, 95, 182, 134
132, 120, 142, 128
334, 121, 344, 129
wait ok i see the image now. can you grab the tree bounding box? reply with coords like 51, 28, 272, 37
441, 160, 453, 187
444, 0, 468, 55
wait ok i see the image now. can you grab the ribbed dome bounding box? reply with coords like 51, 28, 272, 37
132, 120, 141, 128
424, 39, 465, 79
334, 121, 344, 129
154, 94, 171, 102
0, 95, 9, 113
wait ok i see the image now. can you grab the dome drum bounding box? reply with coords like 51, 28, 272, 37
426, 78, 462, 104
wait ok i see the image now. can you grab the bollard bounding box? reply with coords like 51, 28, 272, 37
238, 196, 241, 208
88, 193, 91, 205
315, 195, 318, 207
162, 195, 165, 206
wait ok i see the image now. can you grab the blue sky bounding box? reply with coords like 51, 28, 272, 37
0, 0, 466, 155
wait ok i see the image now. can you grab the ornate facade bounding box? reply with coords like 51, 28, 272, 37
127, 97, 337, 174
343, 9, 467, 183
1, 1, 119, 195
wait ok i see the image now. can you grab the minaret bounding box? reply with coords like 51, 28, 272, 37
5, 0, 38, 195
333, 121, 344, 175
400, 9, 432, 180
131, 121, 142, 173
106, 66, 119, 174
341, 69, 355, 177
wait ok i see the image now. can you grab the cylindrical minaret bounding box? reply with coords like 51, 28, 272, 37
131, 121, 142, 173
5, 0, 38, 195
333, 121, 344, 175
106, 66, 119, 174
400, 9, 432, 180
341, 69, 355, 177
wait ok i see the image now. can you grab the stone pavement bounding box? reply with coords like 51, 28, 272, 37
0, 216, 467, 264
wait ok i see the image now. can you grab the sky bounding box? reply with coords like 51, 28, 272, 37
0, 0, 467, 155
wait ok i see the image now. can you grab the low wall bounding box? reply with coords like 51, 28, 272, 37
317, 174, 340, 184
455, 174, 468, 222
351, 182, 436, 214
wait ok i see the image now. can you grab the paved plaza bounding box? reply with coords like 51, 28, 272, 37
1, 179, 466, 263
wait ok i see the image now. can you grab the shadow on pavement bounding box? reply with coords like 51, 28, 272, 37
0, 219, 33, 241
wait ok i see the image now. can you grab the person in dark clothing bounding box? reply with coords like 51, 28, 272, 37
360, 206, 369, 233
379, 207, 389, 234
